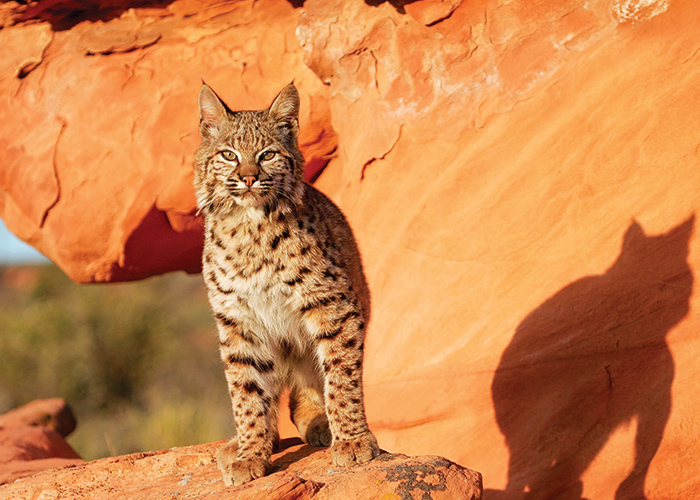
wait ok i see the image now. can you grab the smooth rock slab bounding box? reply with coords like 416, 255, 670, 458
0, 439, 482, 500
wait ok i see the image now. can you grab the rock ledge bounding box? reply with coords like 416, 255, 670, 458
0, 438, 482, 500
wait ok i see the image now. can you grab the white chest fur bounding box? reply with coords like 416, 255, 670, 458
234, 275, 304, 340
204, 209, 315, 350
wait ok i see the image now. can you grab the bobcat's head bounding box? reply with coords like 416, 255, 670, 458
194, 84, 305, 217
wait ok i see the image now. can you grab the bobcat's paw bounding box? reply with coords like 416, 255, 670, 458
615, 475, 647, 500
216, 443, 269, 486
305, 414, 332, 447
331, 432, 381, 467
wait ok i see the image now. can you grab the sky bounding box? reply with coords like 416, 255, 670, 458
0, 219, 50, 265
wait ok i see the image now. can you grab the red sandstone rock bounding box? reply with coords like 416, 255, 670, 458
0, 426, 83, 485
300, 1, 700, 498
0, 0, 336, 282
3, 1, 700, 499
0, 439, 483, 499
0, 401, 481, 498
0, 398, 77, 437
0, 399, 82, 484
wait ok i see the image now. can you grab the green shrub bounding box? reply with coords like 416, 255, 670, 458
0, 265, 233, 460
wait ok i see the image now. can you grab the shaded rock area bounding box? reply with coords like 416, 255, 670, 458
3, 0, 700, 499
0, 430, 482, 500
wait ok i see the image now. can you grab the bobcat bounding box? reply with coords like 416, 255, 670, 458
194, 83, 380, 486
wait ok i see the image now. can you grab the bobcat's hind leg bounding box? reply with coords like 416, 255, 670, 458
289, 384, 331, 447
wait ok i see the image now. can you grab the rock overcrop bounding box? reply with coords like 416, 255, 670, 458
0, 400, 482, 500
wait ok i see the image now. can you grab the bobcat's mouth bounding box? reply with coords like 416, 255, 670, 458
223, 175, 277, 209
232, 187, 269, 208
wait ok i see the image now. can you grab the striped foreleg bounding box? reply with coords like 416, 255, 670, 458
215, 312, 280, 486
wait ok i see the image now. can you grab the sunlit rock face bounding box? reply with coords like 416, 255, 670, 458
3, 0, 700, 498
0, 0, 336, 282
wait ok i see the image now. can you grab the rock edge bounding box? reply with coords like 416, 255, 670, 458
0, 438, 482, 500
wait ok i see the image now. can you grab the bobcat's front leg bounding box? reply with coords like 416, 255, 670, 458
310, 303, 380, 466
216, 315, 280, 486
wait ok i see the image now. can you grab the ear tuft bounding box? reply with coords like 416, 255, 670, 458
198, 84, 228, 139
269, 84, 300, 123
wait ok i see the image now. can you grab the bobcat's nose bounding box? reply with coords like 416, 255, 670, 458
242, 175, 258, 188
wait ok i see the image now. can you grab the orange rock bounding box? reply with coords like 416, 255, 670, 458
0, 426, 83, 485
0, 439, 483, 499
0, 398, 76, 437
0, 399, 82, 484
303, 0, 700, 498
0, 0, 336, 282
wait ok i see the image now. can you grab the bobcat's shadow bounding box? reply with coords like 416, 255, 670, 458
489, 216, 694, 500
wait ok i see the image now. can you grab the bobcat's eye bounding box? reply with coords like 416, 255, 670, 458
259, 151, 276, 162
221, 150, 237, 162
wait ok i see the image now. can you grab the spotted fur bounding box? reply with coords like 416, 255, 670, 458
194, 83, 380, 486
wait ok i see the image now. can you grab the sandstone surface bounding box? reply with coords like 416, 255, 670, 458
0, 0, 336, 281
0, 398, 76, 437
2, 0, 700, 499
0, 426, 83, 486
0, 437, 483, 500
301, 1, 700, 498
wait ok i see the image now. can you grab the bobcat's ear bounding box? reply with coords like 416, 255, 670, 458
198, 84, 228, 139
268, 83, 299, 138
622, 220, 646, 250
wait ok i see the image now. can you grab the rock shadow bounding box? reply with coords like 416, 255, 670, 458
489, 216, 694, 500
269, 437, 319, 473
14, 1, 177, 31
